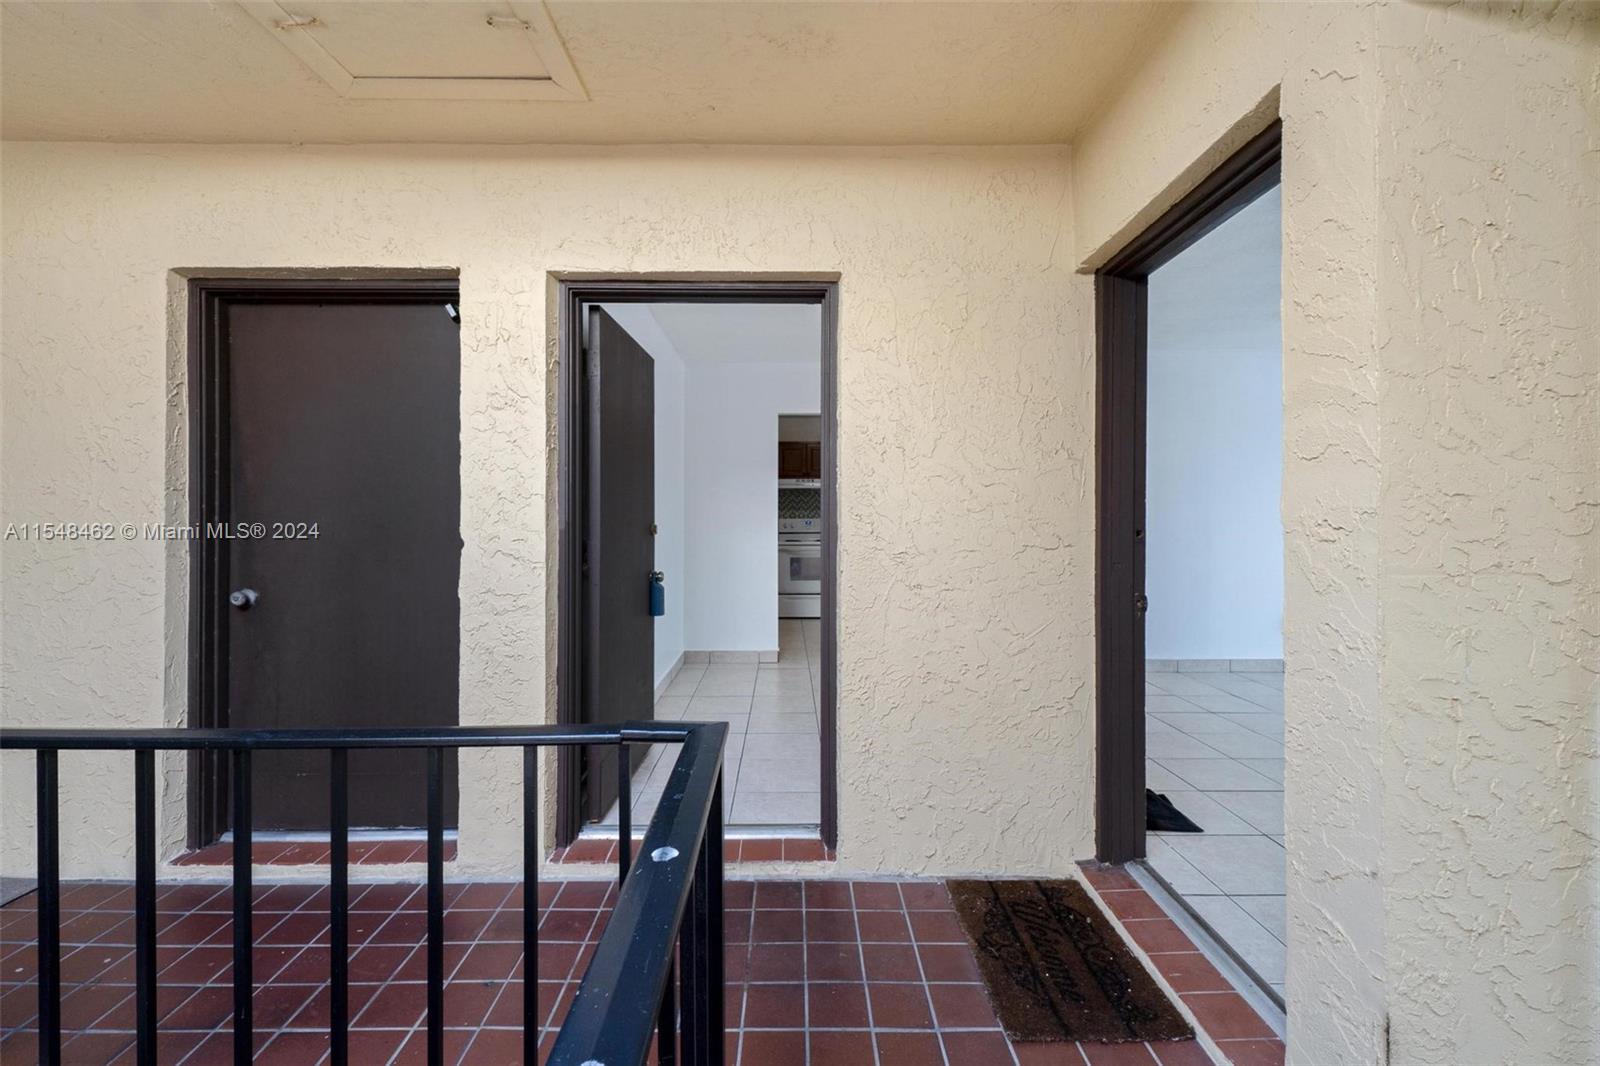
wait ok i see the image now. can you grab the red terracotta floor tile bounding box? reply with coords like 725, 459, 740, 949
867, 982, 935, 1029
927, 982, 1001, 1028
861, 943, 922, 982
1180, 993, 1276, 1041
1078, 863, 1139, 890
1099, 889, 1168, 921
806, 942, 864, 982
743, 982, 806, 1028
941, 1029, 1015, 1064
60, 1031, 136, 1064
1214, 1039, 1285, 1066
805, 909, 859, 942
908, 909, 965, 943
810, 1029, 875, 1063
257, 1030, 329, 1064
755, 882, 804, 909
1123, 919, 1194, 955
1017, 1044, 1096, 1065
462, 1027, 528, 1064
803, 881, 854, 909
875, 1031, 945, 1066
851, 882, 904, 910
353, 981, 427, 1028
917, 942, 982, 983
782, 839, 826, 862
899, 882, 953, 911
747, 942, 805, 982
806, 981, 870, 1028
1151, 953, 1232, 994
0, 871, 1256, 1066
739, 840, 783, 862
856, 910, 913, 943
1080, 1041, 1160, 1065
739, 1028, 806, 1066
1150, 1039, 1217, 1065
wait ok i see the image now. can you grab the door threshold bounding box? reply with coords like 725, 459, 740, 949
1130, 861, 1286, 1034
218, 829, 460, 842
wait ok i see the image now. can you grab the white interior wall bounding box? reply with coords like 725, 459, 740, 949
778, 414, 821, 442
685, 362, 820, 652
597, 304, 687, 689
1145, 186, 1284, 661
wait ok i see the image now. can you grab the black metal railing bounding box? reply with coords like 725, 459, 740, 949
0, 719, 727, 1066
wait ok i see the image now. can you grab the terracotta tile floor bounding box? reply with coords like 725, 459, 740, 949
0, 876, 1257, 1065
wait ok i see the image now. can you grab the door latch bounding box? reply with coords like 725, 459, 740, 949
1133, 592, 1148, 614
229, 588, 259, 610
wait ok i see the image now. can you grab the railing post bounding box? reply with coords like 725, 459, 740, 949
36, 749, 61, 1066
656, 959, 678, 1066
680, 770, 724, 1065
231, 748, 253, 1066
618, 742, 632, 884
705, 771, 725, 1064
523, 745, 540, 1066
426, 746, 445, 1066
135, 749, 158, 1066
329, 748, 349, 1066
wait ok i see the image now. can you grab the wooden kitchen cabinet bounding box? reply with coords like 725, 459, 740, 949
779, 441, 823, 478
779, 441, 810, 478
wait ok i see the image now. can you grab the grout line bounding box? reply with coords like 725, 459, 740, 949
896, 883, 956, 1066
846, 883, 883, 1066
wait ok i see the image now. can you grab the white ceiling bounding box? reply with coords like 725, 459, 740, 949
0, 1, 1174, 144
645, 303, 821, 366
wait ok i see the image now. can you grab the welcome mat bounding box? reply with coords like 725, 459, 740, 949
946, 878, 1193, 1043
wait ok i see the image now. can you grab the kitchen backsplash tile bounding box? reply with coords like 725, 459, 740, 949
778, 487, 821, 519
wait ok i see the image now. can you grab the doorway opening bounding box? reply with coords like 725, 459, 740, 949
1095, 124, 1285, 1011
556, 281, 839, 849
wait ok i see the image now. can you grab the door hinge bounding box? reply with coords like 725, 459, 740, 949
1134, 593, 1149, 614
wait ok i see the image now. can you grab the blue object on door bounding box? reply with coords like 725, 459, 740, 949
649, 571, 665, 617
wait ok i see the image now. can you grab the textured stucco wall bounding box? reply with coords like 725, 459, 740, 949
1072, 2, 1598, 1063
0, 144, 1094, 882
1374, 4, 1598, 1062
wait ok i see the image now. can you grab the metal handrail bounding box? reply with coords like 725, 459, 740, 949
0, 719, 728, 1066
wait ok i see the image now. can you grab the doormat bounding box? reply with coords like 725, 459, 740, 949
1147, 789, 1203, 833
946, 879, 1193, 1044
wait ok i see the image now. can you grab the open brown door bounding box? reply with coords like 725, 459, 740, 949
581, 307, 655, 823
196, 283, 461, 834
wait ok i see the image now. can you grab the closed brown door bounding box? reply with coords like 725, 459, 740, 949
220, 291, 461, 830
582, 307, 655, 822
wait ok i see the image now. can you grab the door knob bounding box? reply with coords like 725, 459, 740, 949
229, 588, 259, 610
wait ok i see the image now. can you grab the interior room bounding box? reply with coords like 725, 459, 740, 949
594, 302, 824, 833
1141, 185, 1287, 1004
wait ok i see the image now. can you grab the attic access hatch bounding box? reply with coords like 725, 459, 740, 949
241, 0, 585, 100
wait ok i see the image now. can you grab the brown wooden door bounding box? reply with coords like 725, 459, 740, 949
778, 441, 808, 478
223, 292, 461, 830
582, 307, 655, 822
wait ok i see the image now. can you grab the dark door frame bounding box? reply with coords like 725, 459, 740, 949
1094, 122, 1282, 862
185, 276, 461, 848
555, 278, 841, 849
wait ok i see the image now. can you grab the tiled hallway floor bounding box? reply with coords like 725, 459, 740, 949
602, 619, 822, 830
0, 877, 1249, 1065
1144, 666, 1285, 998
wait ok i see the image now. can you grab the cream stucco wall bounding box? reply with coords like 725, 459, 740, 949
0, 144, 1095, 882
1072, 2, 1598, 1063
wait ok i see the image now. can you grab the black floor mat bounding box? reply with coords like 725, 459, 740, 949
1146, 789, 1202, 832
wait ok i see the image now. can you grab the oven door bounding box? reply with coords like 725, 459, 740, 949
778, 538, 823, 595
